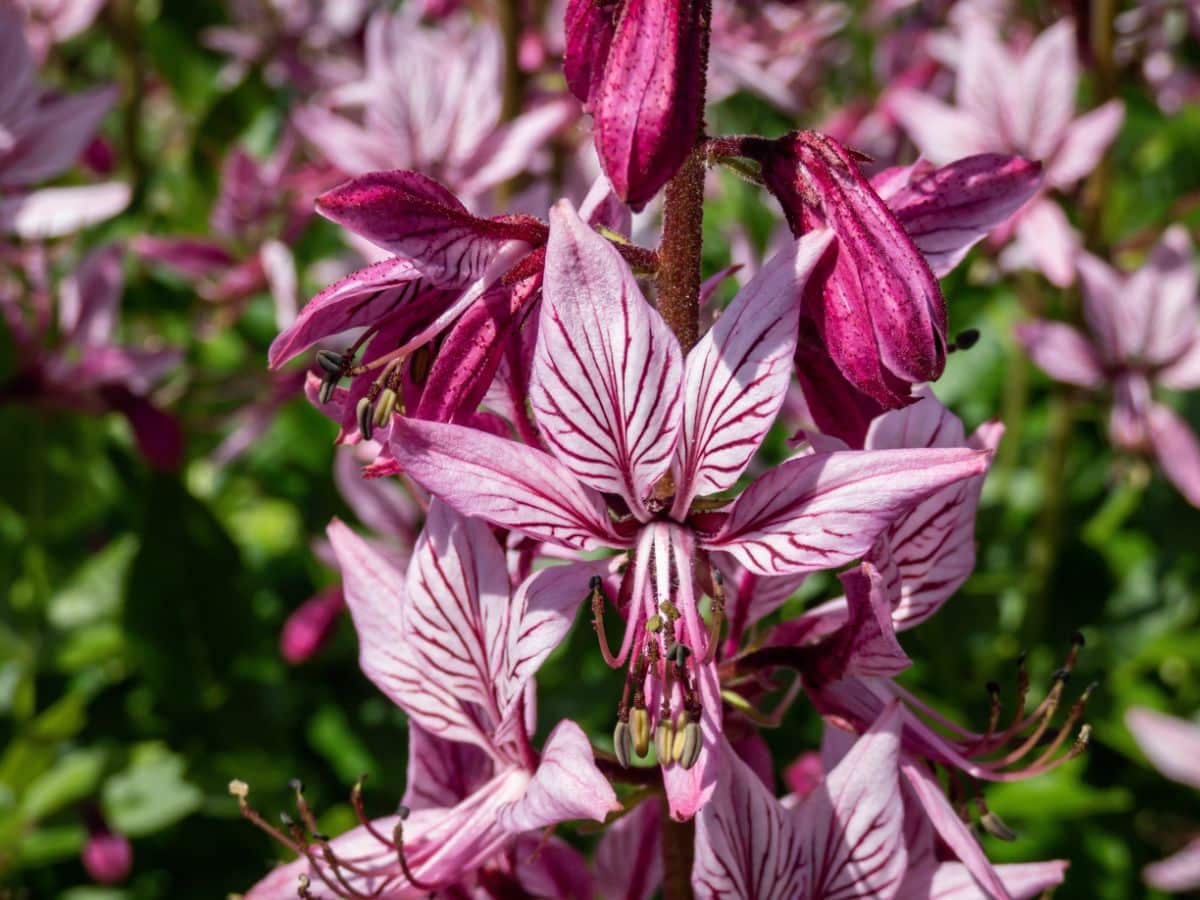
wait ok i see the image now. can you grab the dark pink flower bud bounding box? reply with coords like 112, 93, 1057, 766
577, 0, 712, 209
280, 587, 345, 665
746, 131, 947, 408
82, 814, 132, 885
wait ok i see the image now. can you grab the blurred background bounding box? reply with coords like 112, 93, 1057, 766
2, 0, 1199, 897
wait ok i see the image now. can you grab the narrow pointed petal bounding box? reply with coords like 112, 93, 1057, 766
1077, 252, 1125, 363
901, 760, 1013, 900
498, 719, 621, 831
1012, 21, 1078, 161
0, 86, 116, 186
332, 448, 421, 541
874, 155, 1043, 278
267, 257, 439, 367
59, 245, 122, 346
389, 417, 627, 550
515, 835, 595, 900
414, 275, 541, 424
1145, 839, 1200, 894
1012, 198, 1078, 287
1013, 320, 1104, 389
403, 723, 492, 812
921, 861, 1069, 900
595, 800, 662, 900
673, 230, 831, 512
315, 170, 544, 285
1124, 225, 1199, 366
830, 562, 911, 679
132, 235, 235, 278
564, 0, 619, 105
890, 91, 990, 165
1126, 707, 1200, 790
796, 703, 907, 900
292, 105, 396, 174
1047, 100, 1124, 189
591, 0, 709, 208
329, 518, 497, 754
693, 740, 809, 899
865, 392, 1002, 630
532, 200, 683, 516
461, 98, 577, 198
0, 182, 130, 239
705, 448, 990, 576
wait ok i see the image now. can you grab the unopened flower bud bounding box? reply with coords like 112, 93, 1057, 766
81, 807, 132, 885
676, 721, 702, 770
613, 720, 632, 768
630, 707, 651, 758
280, 588, 345, 665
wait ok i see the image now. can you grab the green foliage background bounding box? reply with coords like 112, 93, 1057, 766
2, 1, 1199, 897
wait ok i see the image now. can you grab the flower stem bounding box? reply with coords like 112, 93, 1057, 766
658, 148, 706, 354
661, 798, 696, 900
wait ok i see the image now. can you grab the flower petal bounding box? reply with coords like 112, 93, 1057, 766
693, 739, 808, 899
1146, 403, 1200, 507
403, 723, 492, 812
0, 86, 116, 187
796, 703, 907, 900
389, 417, 626, 550
497, 719, 621, 831
0, 182, 130, 239
1012, 20, 1078, 161
921, 861, 1069, 900
532, 199, 683, 516
1126, 706, 1200, 791
315, 170, 543, 285
1144, 838, 1200, 894
1013, 320, 1104, 389
706, 448, 990, 576
875, 155, 1043, 278
564, 0, 618, 106
595, 800, 662, 900
1047, 99, 1124, 189
673, 230, 831, 513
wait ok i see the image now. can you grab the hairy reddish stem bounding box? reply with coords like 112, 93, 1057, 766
657, 149, 706, 354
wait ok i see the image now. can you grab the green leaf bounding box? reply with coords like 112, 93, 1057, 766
103, 744, 203, 838
20, 748, 108, 822
48, 535, 139, 629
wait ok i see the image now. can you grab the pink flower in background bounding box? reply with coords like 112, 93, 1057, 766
387, 200, 989, 818
565, 0, 709, 208
891, 18, 1125, 286
1126, 706, 1200, 894
707, 0, 848, 114
241, 503, 618, 898
0, 6, 129, 239
0, 245, 183, 469
295, 5, 574, 209
14, 0, 106, 61
202, 0, 375, 91
81, 807, 132, 885
1016, 225, 1200, 505
135, 137, 332, 332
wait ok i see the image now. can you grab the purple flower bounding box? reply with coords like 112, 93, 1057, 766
81, 807, 132, 886
891, 18, 1125, 286
1016, 226, 1200, 506
240, 503, 618, 898
386, 199, 989, 818
1126, 706, 1200, 894
0, 7, 129, 239
1, 245, 184, 469
295, 6, 575, 207
14, 0, 106, 61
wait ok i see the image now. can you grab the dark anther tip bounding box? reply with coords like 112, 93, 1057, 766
954, 328, 980, 351
712, 569, 724, 584
985, 681, 1000, 695
313, 833, 329, 842
396, 804, 411, 820
289, 779, 304, 793
1071, 631, 1086, 647
589, 575, 602, 588
1051, 667, 1071, 684
1017, 651, 1028, 665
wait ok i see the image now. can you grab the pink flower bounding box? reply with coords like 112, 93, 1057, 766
387, 199, 989, 818
1, 245, 184, 469
295, 6, 574, 207
1126, 707, 1200, 894
81, 809, 132, 885
0, 7, 129, 239
14, 0, 106, 61
135, 137, 330, 330
1016, 225, 1200, 506
565, 0, 710, 208
891, 18, 1125, 286
241, 503, 619, 898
